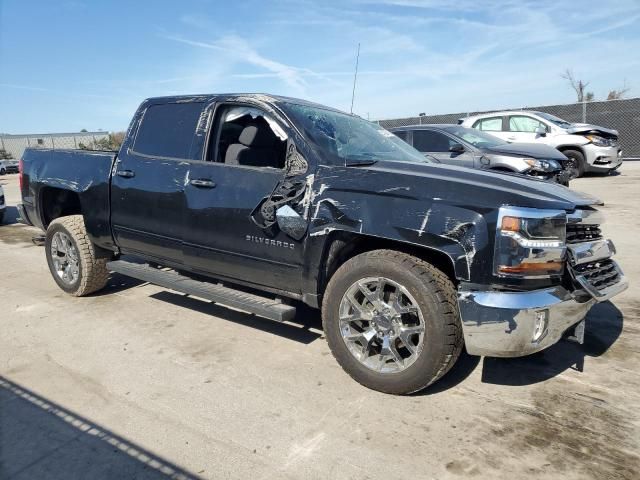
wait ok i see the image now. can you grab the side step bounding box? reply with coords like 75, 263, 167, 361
106, 260, 296, 322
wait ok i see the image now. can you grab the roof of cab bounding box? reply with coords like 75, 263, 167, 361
141, 93, 344, 113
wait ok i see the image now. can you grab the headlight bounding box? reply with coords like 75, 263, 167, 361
524, 158, 557, 171
494, 206, 567, 278
584, 134, 612, 147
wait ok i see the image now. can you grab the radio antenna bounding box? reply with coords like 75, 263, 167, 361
350, 42, 361, 114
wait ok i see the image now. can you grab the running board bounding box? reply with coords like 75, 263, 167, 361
106, 260, 296, 322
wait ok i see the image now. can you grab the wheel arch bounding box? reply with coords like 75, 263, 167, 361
39, 187, 82, 228
317, 230, 459, 300
556, 144, 585, 157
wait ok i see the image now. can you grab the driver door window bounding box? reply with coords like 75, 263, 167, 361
509, 116, 545, 133
508, 115, 547, 143
412, 130, 451, 153
208, 105, 287, 169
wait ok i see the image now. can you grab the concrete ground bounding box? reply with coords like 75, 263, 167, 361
1, 166, 638, 480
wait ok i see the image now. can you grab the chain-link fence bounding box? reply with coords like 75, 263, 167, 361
0, 132, 111, 160
377, 97, 640, 159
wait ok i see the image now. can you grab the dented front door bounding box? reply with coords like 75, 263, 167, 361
183, 162, 307, 292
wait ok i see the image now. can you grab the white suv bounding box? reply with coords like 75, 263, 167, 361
460, 111, 622, 177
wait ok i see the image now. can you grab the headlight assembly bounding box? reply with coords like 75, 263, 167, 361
523, 158, 560, 172
494, 206, 567, 278
584, 134, 612, 147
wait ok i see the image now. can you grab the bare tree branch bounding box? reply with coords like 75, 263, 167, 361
561, 69, 593, 102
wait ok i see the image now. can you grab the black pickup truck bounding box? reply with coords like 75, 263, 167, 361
18, 94, 627, 394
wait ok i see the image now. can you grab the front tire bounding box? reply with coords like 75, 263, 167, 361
562, 149, 585, 178
45, 215, 110, 296
322, 250, 463, 394
0, 168, 6, 175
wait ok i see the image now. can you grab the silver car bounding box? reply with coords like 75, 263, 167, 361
390, 124, 572, 185
0, 159, 19, 175
459, 110, 622, 177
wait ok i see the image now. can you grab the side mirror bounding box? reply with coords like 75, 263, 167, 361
449, 143, 465, 154
535, 126, 547, 136
276, 205, 307, 240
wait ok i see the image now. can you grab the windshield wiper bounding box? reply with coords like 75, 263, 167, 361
345, 158, 378, 166
345, 153, 378, 166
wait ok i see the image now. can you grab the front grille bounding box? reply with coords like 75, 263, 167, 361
566, 223, 602, 243
572, 259, 620, 290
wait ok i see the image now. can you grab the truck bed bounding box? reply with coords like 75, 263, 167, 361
20, 148, 117, 246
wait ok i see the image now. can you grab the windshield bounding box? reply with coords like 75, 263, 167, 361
282, 103, 430, 164
534, 111, 572, 128
442, 126, 507, 148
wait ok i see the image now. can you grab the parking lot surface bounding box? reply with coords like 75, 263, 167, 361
1, 167, 638, 480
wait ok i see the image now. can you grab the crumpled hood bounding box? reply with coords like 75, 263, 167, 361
566, 123, 618, 137
484, 142, 568, 161
365, 160, 602, 210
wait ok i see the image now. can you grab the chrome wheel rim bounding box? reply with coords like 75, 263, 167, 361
339, 277, 425, 374
50, 232, 80, 286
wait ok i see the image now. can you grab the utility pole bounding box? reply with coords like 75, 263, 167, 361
350, 43, 360, 114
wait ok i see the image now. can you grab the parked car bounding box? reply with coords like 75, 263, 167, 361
390, 124, 572, 185
0, 184, 5, 223
0, 159, 19, 175
459, 110, 622, 177
18, 94, 627, 394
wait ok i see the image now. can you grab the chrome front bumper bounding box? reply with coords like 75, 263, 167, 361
458, 271, 627, 357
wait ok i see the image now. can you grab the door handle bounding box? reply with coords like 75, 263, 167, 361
190, 178, 216, 188
116, 169, 135, 178
507, 136, 517, 141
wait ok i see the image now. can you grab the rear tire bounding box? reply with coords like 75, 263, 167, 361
322, 250, 463, 394
45, 215, 111, 296
0, 168, 6, 175
562, 149, 585, 178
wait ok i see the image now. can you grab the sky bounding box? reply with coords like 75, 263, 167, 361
1, 0, 639, 133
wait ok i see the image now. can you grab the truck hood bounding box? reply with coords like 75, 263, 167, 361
565, 123, 618, 137
365, 160, 601, 210
483, 142, 568, 161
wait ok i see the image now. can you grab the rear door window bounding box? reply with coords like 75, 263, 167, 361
412, 130, 452, 152
473, 117, 503, 131
134, 102, 204, 159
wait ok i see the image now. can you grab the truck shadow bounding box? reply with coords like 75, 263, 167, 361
150, 291, 323, 345
0, 376, 203, 480
479, 300, 624, 386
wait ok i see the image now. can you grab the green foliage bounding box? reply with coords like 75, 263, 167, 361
78, 132, 126, 151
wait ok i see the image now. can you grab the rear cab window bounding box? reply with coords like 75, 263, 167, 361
473, 117, 503, 132
133, 102, 205, 159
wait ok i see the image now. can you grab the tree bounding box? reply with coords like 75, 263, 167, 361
78, 132, 126, 151
607, 80, 630, 100
0, 148, 13, 159
561, 69, 594, 102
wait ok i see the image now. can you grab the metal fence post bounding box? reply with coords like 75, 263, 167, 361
51, 137, 55, 149
582, 101, 587, 123
0, 137, 4, 151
